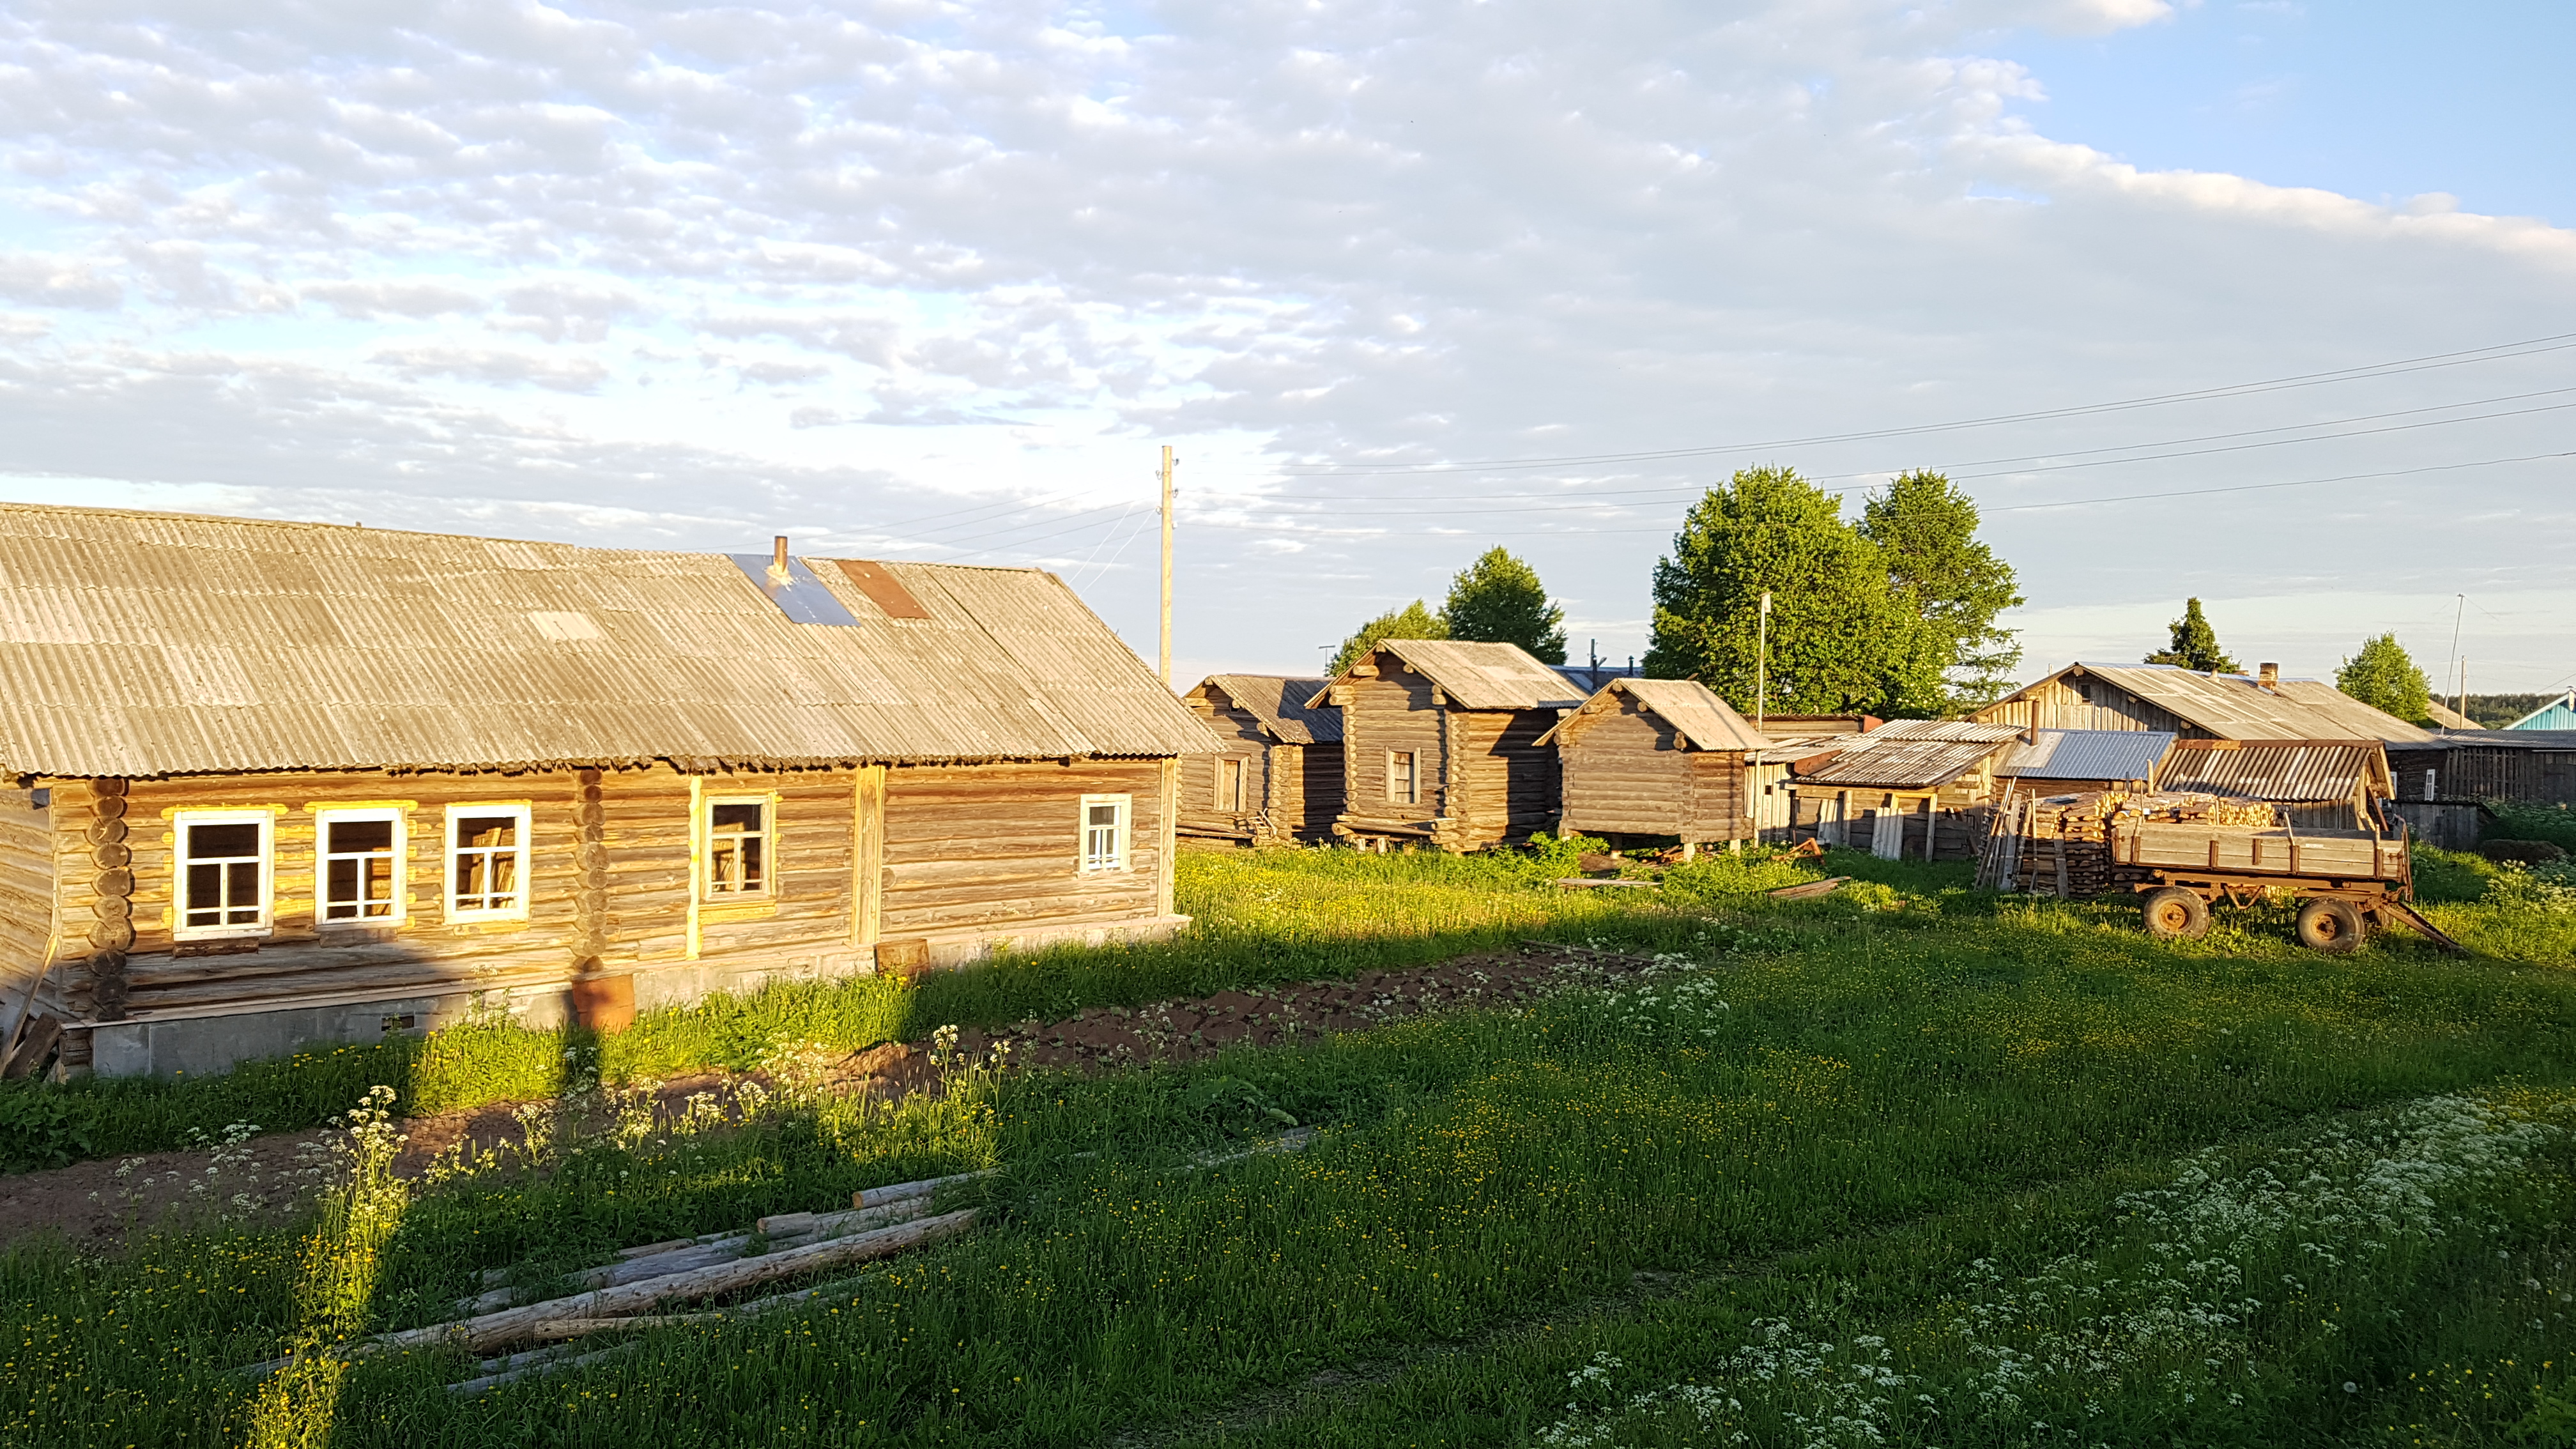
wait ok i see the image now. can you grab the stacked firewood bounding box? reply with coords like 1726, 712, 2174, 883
2015, 792, 2278, 896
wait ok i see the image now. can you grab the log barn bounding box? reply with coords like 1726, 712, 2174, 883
1308, 640, 1583, 851
1175, 675, 1344, 844
0, 503, 1217, 1080
1972, 661, 2433, 744
1537, 678, 1775, 849
1785, 721, 2025, 860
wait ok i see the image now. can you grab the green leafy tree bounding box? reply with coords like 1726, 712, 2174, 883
2143, 598, 2242, 674
1328, 599, 1446, 675
1439, 546, 1567, 664
1642, 465, 1927, 715
1856, 470, 2026, 711
2336, 632, 2432, 724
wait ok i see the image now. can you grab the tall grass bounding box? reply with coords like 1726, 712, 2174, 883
6, 843, 2576, 1446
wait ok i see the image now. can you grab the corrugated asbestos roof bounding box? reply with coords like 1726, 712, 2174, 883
1202, 675, 1342, 745
2012, 663, 2435, 744
1790, 720, 2020, 790
1998, 729, 2176, 781
1331, 638, 1586, 710
1534, 677, 1777, 751
2155, 741, 2391, 802
0, 503, 1222, 778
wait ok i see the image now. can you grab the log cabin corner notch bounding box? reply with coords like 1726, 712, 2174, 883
1176, 675, 1345, 844
0, 503, 1224, 1080
1308, 639, 1583, 852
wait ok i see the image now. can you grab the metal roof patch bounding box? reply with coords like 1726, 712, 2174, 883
728, 554, 861, 627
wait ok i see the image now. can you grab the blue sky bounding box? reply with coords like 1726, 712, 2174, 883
0, 0, 2568, 693
1997, 2, 2575, 225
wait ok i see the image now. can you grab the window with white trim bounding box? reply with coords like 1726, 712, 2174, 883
1079, 793, 1131, 872
447, 806, 531, 920
176, 811, 272, 939
1215, 757, 1245, 812
1386, 750, 1419, 806
702, 797, 771, 899
318, 808, 405, 924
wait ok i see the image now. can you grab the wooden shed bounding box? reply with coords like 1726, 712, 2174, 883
1537, 678, 1775, 848
1176, 675, 1344, 844
1308, 640, 1583, 852
1786, 721, 2025, 860
0, 504, 1219, 1080
1991, 728, 2175, 799
2153, 739, 2394, 831
1973, 661, 2433, 744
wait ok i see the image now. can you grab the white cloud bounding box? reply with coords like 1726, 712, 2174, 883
0, 0, 2566, 684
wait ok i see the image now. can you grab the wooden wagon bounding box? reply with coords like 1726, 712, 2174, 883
2110, 818, 2458, 953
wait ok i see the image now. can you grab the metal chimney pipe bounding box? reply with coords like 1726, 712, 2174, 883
771, 535, 790, 577
2258, 662, 2278, 688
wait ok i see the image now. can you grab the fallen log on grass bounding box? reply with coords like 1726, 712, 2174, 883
459, 1194, 944, 1313
1549, 878, 1658, 889
385, 1208, 979, 1355
1765, 876, 1850, 900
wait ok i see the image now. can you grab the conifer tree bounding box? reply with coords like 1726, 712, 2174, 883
2143, 598, 2242, 674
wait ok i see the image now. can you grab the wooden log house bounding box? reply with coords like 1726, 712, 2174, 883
0, 504, 1219, 1079
1176, 675, 1344, 844
1973, 661, 2434, 744
1308, 640, 1583, 851
1786, 721, 2025, 860
1537, 678, 1775, 850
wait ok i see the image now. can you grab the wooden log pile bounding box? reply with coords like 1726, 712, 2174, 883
2014, 792, 2278, 896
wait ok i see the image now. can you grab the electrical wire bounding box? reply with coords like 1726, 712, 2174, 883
1275, 330, 2576, 475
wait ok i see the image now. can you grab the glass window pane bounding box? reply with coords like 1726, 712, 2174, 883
328, 819, 393, 853
190, 822, 259, 859
326, 857, 358, 918
185, 862, 222, 923
457, 816, 516, 849
711, 803, 762, 833
224, 860, 259, 908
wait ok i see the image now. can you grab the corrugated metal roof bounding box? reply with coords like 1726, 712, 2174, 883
1998, 729, 2176, 781
0, 502, 1222, 778
2154, 741, 2390, 802
1535, 677, 1776, 751
1330, 638, 1585, 710
1862, 719, 2028, 744
1792, 728, 2017, 790
2508, 692, 2576, 730
1202, 675, 1343, 744
2007, 663, 2435, 744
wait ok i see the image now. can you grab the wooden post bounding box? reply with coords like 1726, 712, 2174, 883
851, 765, 885, 953
1157, 757, 1179, 917
1158, 445, 1175, 686
685, 775, 704, 960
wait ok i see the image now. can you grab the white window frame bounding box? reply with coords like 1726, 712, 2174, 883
1386, 749, 1418, 806
316, 807, 407, 927
1216, 756, 1245, 812
1078, 793, 1132, 873
445, 804, 533, 923
174, 809, 274, 942
700, 794, 775, 901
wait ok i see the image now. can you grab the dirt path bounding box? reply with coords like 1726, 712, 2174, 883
0, 942, 1663, 1250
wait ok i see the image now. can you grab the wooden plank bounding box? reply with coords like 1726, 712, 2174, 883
852, 765, 884, 949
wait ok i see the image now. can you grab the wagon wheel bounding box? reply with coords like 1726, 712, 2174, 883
2294, 897, 2366, 954
2140, 887, 2211, 941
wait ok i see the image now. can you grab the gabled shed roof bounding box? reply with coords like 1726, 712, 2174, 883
1199, 675, 1342, 745
0, 503, 1220, 778
1991, 662, 2434, 744
1310, 638, 1584, 711
2507, 692, 2576, 731
1790, 720, 2021, 790
1534, 677, 1776, 751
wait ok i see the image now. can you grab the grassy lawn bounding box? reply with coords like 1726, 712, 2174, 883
6, 842, 2576, 1447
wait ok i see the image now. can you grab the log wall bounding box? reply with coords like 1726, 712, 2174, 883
1333, 664, 1447, 836
1975, 677, 2193, 737
1558, 708, 1689, 836
879, 759, 1165, 939
1294, 740, 1345, 840
0, 788, 56, 1038
1177, 693, 1272, 841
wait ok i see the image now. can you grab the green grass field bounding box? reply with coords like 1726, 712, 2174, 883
6, 841, 2576, 1448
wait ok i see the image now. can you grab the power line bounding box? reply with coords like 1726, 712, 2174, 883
1274, 330, 2576, 476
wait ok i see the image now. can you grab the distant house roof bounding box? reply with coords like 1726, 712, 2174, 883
1791, 720, 2021, 790
2424, 698, 2478, 730
1535, 677, 1776, 751
1198, 675, 1343, 745
2156, 740, 2392, 802
1312, 638, 1585, 711
1997, 729, 2175, 782
2506, 692, 2576, 731
1988, 662, 2435, 744
0, 503, 1220, 778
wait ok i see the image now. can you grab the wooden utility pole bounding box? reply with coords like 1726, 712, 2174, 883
1158, 445, 1176, 686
